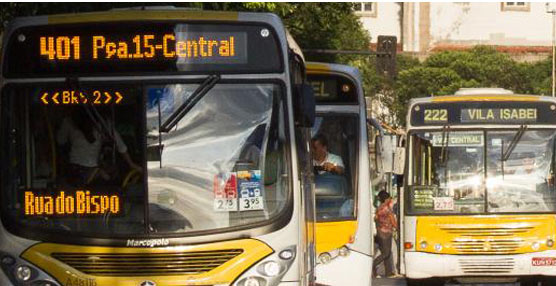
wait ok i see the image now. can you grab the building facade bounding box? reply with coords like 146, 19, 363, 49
357, 2, 554, 60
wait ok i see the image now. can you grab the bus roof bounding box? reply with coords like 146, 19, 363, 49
306, 62, 361, 79
409, 93, 556, 105
5, 9, 280, 26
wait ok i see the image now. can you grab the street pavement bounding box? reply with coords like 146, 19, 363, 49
373, 278, 522, 286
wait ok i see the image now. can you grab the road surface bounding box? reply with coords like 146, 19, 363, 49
373, 278, 522, 286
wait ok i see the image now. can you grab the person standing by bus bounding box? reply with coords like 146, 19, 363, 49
373, 190, 398, 278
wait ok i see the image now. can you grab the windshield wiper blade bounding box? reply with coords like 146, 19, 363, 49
439, 125, 451, 165
502, 125, 528, 162
160, 74, 220, 132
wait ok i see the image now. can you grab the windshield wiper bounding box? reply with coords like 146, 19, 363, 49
439, 125, 451, 166
160, 74, 220, 132
439, 125, 451, 187
502, 125, 528, 162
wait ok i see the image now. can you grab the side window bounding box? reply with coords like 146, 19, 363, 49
312, 115, 358, 220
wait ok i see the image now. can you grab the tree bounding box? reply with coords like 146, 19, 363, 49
391, 46, 554, 126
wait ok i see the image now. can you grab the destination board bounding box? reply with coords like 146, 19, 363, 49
5, 23, 282, 77
410, 101, 556, 126
308, 74, 357, 104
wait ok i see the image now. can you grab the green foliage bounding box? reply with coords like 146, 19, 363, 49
392, 46, 553, 126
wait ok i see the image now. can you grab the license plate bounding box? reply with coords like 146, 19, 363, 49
532, 257, 556, 266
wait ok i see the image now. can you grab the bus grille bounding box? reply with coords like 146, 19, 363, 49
440, 226, 533, 237
51, 249, 243, 276
458, 257, 515, 274
452, 239, 523, 254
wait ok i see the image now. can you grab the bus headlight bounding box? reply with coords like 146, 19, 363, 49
15, 265, 32, 281
419, 241, 428, 249
259, 261, 281, 277
338, 246, 350, 257
318, 252, 332, 264
241, 276, 265, 286
0, 251, 60, 286
532, 242, 540, 251
434, 243, 443, 252
232, 246, 296, 286
278, 249, 294, 260
547, 239, 554, 248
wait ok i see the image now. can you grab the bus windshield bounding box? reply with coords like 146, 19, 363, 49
407, 129, 556, 214
1, 82, 291, 238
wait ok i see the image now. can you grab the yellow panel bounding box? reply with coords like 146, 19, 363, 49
306, 63, 331, 74
48, 10, 238, 24
414, 215, 556, 255
432, 95, 540, 102
316, 220, 357, 254
22, 238, 272, 286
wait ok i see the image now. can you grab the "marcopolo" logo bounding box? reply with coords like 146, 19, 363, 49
126, 238, 170, 247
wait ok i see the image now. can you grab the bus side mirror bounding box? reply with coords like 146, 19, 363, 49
393, 145, 405, 175
375, 136, 386, 174
294, 83, 315, 127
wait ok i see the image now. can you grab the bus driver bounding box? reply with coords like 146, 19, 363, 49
312, 134, 344, 175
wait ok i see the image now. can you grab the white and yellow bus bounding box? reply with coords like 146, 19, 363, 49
307, 62, 373, 286
0, 8, 317, 286
402, 88, 556, 286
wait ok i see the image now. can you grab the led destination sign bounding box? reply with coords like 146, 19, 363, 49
24, 190, 120, 216
5, 23, 282, 76
461, 108, 537, 123
40, 33, 243, 62
411, 101, 556, 126
40, 89, 123, 105
308, 74, 357, 104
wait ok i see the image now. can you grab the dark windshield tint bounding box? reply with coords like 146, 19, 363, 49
1, 83, 291, 238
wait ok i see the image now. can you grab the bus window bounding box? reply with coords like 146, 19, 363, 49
311, 115, 358, 220
1, 83, 292, 235
408, 131, 486, 214
2, 85, 146, 234
486, 130, 556, 212
145, 83, 290, 232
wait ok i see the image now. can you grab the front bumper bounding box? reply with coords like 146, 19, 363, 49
316, 251, 371, 286
405, 250, 556, 279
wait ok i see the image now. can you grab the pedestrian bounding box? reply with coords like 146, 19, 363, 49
373, 190, 398, 278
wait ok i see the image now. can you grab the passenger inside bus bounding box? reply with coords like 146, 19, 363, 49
56, 108, 142, 185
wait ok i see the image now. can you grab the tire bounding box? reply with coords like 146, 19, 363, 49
541, 277, 556, 286
406, 278, 444, 286
521, 278, 540, 286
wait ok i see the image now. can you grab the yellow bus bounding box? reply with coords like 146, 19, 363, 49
0, 8, 317, 286
401, 88, 556, 286
306, 62, 373, 286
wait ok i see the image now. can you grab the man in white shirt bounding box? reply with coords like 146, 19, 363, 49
311, 134, 344, 175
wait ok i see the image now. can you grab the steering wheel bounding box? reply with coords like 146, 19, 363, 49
122, 169, 142, 188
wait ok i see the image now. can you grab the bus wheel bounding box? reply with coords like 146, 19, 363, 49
541, 277, 556, 286
521, 278, 540, 286
406, 278, 444, 286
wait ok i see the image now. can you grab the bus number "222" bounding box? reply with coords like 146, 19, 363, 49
424, 109, 448, 122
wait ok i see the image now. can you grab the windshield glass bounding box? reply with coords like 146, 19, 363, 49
1, 83, 291, 238
311, 115, 358, 221
408, 131, 485, 214
486, 130, 556, 212
407, 130, 556, 214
